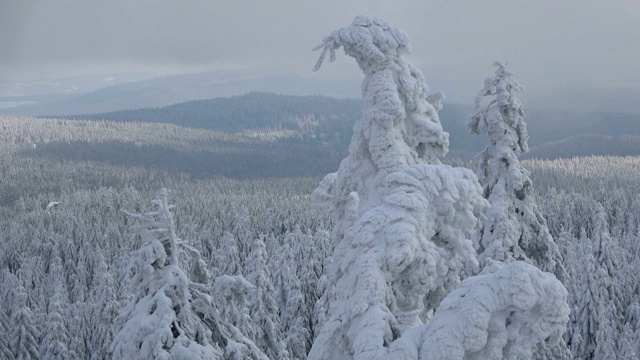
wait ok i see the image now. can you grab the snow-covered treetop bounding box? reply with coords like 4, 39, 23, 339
313, 15, 411, 73
124, 188, 179, 267
469, 61, 528, 155
313, 15, 450, 227
468, 62, 566, 282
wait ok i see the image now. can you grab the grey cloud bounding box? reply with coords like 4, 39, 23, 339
2, 0, 640, 102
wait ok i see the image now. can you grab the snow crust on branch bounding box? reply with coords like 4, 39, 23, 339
415, 261, 569, 360
310, 16, 569, 360
381, 261, 570, 360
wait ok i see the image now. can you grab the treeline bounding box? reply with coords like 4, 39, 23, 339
55, 92, 640, 160
0, 116, 345, 204
525, 134, 640, 160
61, 92, 361, 146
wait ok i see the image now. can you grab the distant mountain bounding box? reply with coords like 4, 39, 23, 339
64, 92, 362, 148
2, 70, 361, 116
524, 86, 640, 115
58, 92, 640, 160
5, 67, 640, 121
0, 72, 156, 98
0, 72, 160, 112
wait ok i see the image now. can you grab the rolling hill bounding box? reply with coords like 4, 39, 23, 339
58, 92, 640, 160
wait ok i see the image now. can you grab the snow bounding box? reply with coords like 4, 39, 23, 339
468, 62, 566, 281
111, 189, 267, 360
309, 16, 569, 360
417, 261, 569, 360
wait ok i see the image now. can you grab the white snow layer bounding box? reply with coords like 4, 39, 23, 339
111, 190, 268, 360
309, 16, 569, 360
468, 62, 565, 282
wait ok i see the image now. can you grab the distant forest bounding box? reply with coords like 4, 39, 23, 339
62, 92, 361, 147
59, 92, 640, 159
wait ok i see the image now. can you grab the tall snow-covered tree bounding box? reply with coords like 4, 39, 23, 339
309, 16, 569, 360
468, 61, 566, 282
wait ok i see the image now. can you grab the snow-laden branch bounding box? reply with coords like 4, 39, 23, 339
416, 261, 569, 359
313, 16, 411, 73
313, 16, 451, 232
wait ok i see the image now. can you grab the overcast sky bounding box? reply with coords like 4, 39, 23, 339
2, 0, 640, 101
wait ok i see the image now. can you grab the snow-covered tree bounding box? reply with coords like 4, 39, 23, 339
111, 189, 267, 360
309, 16, 569, 360
592, 205, 624, 310
0, 305, 15, 360
593, 300, 619, 359
245, 237, 289, 360
39, 282, 71, 360
618, 323, 639, 359
206, 275, 267, 359
277, 239, 311, 359
468, 61, 566, 282
10, 284, 39, 360
218, 231, 242, 276
568, 234, 599, 359
88, 251, 119, 360
111, 189, 221, 359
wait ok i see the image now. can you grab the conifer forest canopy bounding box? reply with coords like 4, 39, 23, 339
0, 12, 639, 360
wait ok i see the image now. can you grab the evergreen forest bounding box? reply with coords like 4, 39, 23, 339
0, 109, 639, 358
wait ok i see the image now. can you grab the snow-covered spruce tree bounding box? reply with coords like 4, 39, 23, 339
40, 260, 72, 360
0, 304, 15, 360
568, 230, 599, 359
111, 189, 267, 359
468, 61, 566, 282
618, 323, 639, 359
245, 237, 290, 360
10, 284, 39, 360
88, 250, 119, 360
309, 16, 569, 360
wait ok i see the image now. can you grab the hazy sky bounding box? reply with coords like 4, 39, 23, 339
2, 0, 640, 101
